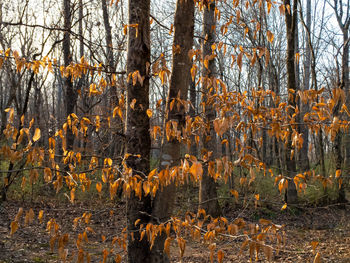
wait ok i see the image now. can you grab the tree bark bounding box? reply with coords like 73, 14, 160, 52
331, 0, 349, 203
125, 0, 152, 262
199, 0, 221, 217
101, 0, 123, 159
63, 0, 77, 153
150, 0, 194, 261
299, 0, 311, 172
284, 0, 298, 204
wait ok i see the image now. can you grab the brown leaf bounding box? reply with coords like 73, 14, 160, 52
10, 221, 19, 236
32, 128, 41, 142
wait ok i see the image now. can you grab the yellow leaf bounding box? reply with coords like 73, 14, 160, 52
33, 128, 41, 142
105, 158, 113, 167
255, 194, 260, 201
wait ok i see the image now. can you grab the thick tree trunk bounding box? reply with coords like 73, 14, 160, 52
150, 0, 194, 262
284, 0, 298, 204
125, 1, 152, 262
199, 0, 221, 217
63, 0, 77, 153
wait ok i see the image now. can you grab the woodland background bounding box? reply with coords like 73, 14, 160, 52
0, 0, 349, 262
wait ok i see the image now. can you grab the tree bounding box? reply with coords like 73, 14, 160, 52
284, 0, 299, 204
125, 0, 152, 262
299, 0, 311, 172
2, 0, 350, 262
150, 0, 194, 261
331, 0, 350, 203
199, 0, 221, 217
63, 0, 77, 154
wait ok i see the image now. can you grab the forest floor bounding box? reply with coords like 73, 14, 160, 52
0, 199, 350, 263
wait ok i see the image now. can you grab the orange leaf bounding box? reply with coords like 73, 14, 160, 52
189, 162, 203, 180
164, 237, 173, 257
281, 203, 287, 211
96, 182, 102, 193
267, 30, 274, 43
230, 190, 239, 201
335, 169, 341, 178
313, 252, 321, 263
70, 188, 76, 203
311, 241, 319, 252
146, 109, 153, 118
38, 210, 44, 223
10, 221, 19, 235
237, 52, 243, 71
15, 207, 23, 222
217, 250, 224, 263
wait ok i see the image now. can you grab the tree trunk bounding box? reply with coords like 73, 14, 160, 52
284, 0, 298, 204
331, 0, 349, 203
199, 0, 221, 217
101, 0, 123, 159
150, 0, 194, 261
63, 0, 77, 153
125, 0, 152, 262
299, 0, 311, 172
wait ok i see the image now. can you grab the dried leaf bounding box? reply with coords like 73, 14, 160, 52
10, 221, 19, 236
33, 128, 41, 142
38, 210, 44, 223
281, 203, 287, 211
217, 250, 224, 263
313, 252, 321, 263
96, 182, 102, 193
146, 109, 153, 118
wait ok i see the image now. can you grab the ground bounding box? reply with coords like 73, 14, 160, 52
0, 200, 350, 262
